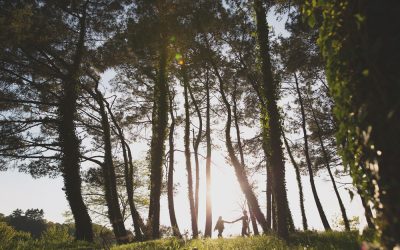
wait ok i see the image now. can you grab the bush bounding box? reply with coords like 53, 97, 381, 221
0, 222, 32, 250
0, 222, 96, 250
289, 230, 361, 250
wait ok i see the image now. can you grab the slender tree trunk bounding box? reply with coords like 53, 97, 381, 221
357, 188, 375, 230
294, 73, 331, 230
188, 81, 202, 226
125, 142, 147, 236
232, 84, 259, 236
167, 89, 182, 238
204, 70, 212, 238
282, 132, 308, 230
94, 85, 129, 244
58, 6, 93, 242
182, 64, 199, 238
307, 93, 350, 231
254, 0, 289, 238
148, 39, 169, 239
211, 59, 269, 233
104, 100, 145, 241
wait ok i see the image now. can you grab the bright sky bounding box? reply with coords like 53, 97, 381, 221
0, 8, 367, 238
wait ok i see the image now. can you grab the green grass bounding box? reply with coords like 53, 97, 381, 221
113, 231, 362, 250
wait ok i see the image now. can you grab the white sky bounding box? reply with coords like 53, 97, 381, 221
0, 8, 368, 238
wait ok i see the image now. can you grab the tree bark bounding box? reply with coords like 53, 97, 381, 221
182, 64, 198, 238
282, 132, 308, 230
204, 70, 213, 238
167, 89, 182, 238
254, 0, 289, 238
148, 38, 169, 239
294, 73, 331, 230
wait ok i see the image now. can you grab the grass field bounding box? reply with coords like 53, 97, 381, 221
113, 231, 363, 250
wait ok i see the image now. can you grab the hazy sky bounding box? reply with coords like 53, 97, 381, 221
0, 8, 368, 238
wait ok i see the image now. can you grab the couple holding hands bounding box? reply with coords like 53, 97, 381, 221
214, 210, 250, 238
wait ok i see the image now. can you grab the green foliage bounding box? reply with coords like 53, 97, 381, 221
0, 222, 32, 250
40, 225, 73, 246
0, 222, 96, 250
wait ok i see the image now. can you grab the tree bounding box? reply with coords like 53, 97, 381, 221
6, 209, 47, 238
204, 67, 213, 238
167, 87, 182, 238
306, 91, 350, 231
306, 1, 400, 247
182, 63, 199, 238
0, 1, 125, 242
294, 73, 331, 230
207, 44, 269, 233
188, 72, 202, 230
83, 78, 129, 244
253, 0, 289, 238
282, 132, 308, 230
232, 81, 259, 235
126, 1, 173, 238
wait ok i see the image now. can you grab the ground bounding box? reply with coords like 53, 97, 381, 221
112, 231, 364, 250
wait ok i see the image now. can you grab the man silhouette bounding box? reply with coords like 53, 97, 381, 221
231, 210, 250, 237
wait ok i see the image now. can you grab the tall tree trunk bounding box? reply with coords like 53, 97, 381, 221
307, 92, 350, 231
188, 81, 202, 226
294, 73, 331, 230
204, 70, 213, 238
210, 59, 269, 233
167, 89, 182, 238
182, 64, 199, 238
232, 84, 259, 236
148, 39, 169, 239
59, 81, 93, 242
254, 0, 289, 238
104, 99, 145, 241
282, 132, 308, 230
58, 6, 93, 242
93, 85, 129, 244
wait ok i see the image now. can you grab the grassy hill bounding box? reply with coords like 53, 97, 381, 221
113, 231, 363, 250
